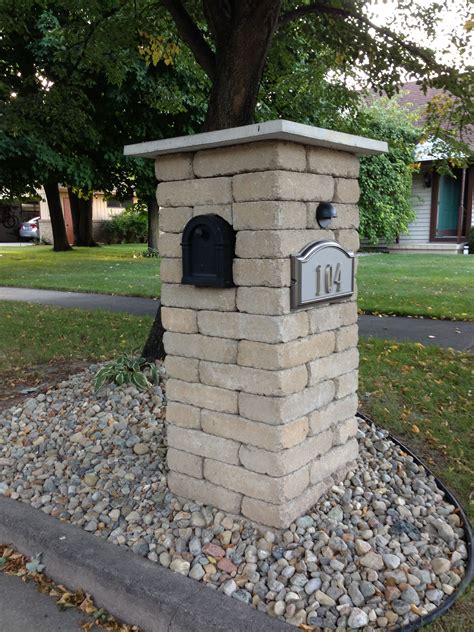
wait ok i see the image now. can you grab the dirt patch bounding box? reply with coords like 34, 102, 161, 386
0, 360, 89, 412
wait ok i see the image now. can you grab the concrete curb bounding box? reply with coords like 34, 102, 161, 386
0, 496, 292, 632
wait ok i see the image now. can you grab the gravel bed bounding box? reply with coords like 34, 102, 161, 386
0, 367, 469, 631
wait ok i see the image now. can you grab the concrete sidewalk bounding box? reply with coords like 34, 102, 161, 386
1, 286, 473, 351
0, 572, 100, 631
0, 286, 159, 317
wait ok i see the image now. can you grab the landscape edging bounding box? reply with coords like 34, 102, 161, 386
0, 495, 292, 632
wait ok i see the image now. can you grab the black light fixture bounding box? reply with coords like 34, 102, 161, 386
316, 202, 337, 228
423, 170, 432, 188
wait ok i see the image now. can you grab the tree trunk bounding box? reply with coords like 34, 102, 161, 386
142, 195, 162, 361
68, 187, 80, 245
78, 196, 97, 246
69, 190, 98, 246
43, 182, 72, 251
68, 190, 97, 246
147, 195, 159, 250
203, 0, 282, 131
142, 302, 166, 362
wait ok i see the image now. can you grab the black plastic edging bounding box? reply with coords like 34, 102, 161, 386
356, 411, 474, 632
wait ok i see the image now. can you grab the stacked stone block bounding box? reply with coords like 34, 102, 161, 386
157, 140, 361, 528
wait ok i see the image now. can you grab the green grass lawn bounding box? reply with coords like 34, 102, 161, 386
0, 301, 153, 389
359, 336, 473, 632
1, 246, 473, 321
358, 253, 474, 321
0, 244, 160, 297
0, 301, 472, 629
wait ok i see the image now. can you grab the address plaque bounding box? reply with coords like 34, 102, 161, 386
290, 240, 354, 310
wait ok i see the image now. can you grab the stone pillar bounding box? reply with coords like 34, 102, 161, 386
125, 121, 387, 528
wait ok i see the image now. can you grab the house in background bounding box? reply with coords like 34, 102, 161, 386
39, 187, 131, 245
0, 187, 130, 244
389, 82, 473, 254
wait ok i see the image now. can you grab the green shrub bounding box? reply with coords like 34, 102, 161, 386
102, 203, 147, 244
469, 227, 474, 254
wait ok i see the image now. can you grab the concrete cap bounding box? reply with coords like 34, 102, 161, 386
124, 119, 388, 158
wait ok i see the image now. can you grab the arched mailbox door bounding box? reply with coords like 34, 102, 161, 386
181, 214, 235, 287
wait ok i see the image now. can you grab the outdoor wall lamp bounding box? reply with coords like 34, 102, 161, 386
423, 171, 432, 188
316, 202, 337, 228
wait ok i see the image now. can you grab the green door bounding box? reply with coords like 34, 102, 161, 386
437, 174, 460, 235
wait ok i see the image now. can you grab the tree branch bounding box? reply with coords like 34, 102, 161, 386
161, 0, 216, 79
278, 2, 446, 74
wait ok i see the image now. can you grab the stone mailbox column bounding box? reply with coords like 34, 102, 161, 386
125, 121, 387, 528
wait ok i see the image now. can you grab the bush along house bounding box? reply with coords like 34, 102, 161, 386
389, 82, 473, 254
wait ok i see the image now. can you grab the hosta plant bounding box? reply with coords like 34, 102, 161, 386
94, 353, 158, 393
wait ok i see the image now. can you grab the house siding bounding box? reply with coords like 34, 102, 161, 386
39, 188, 122, 222
398, 174, 431, 245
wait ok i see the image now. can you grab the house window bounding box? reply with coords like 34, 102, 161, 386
106, 198, 133, 209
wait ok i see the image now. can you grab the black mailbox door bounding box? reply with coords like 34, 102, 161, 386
192, 225, 216, 280
182, 214, 235, 287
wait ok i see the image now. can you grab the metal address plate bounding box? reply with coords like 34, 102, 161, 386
291, 240, 354, 309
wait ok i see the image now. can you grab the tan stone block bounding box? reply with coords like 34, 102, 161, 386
199, 361, 308, 397
238, 332, 335, 370
159, 206, 193, 233
334, 416, 359, 445
235, 229, 332, 259
157, 232, 181, 258
167, 447, 203, 478
233, 259, 291, 287
193, 204, 232, 224
308, 348, 359, 383
168, 471, 242, 514
165, 355, 199, 382
335, 370, 358, 399
336, 324, 358, 352
160, 258, 182, 284
233, 170, 334, 203
309, 394, 358, 435
167, 425, 240, 464
237, 287, 290, 315
204, 458, 309, 503
310, 439, 359, 485
335, 229, 360, 253
308, 301, 358, 334
201, 410, 309, 452
167, 379, 238, 414
157, 177, 232, 207
239, 429, 333, 477
155, 153, 194, 181
233, 201, 307, 230
239, 380, 335, 425
330, 204, 359, 230
333, 178, 360, 204
161, 284, 236, 311
197, 310, 308, 343
161, 307, 197, 334
306, 202, 359, 230
241, 479, 332, 528
307, 147, 360, 178
194, 141, 307, 177
166, 402, 201, 429
163, 332, 237, 363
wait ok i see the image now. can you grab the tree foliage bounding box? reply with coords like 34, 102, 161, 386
354, 98, 419, 244
0, 0, 208, 218
160, 0, 472, 131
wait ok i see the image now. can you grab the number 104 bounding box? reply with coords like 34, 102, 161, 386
315, 263, 342, 295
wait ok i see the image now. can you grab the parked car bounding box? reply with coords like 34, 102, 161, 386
19, 216, 40, 240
